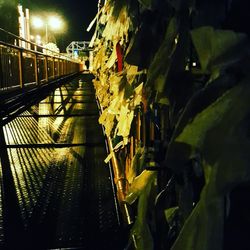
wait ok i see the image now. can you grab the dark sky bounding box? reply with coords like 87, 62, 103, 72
21, 0, 98, 50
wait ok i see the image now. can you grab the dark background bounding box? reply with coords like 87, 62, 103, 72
0, 0, 98, 51
23, 0, 98, 50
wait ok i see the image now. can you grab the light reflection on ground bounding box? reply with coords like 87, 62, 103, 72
0, 75, 121, 249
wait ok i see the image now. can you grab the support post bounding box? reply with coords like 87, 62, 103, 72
18, 49, 24, 88
44, 56, 48, 82
34, 54, 39, 84
52, 58, 55, 79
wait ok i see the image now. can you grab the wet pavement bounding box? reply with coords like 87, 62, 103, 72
0, 74, 126, 249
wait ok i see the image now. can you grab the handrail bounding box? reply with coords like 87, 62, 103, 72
0, 27, 75, 62
0, 36, 81, 91
0, 40, 62, 61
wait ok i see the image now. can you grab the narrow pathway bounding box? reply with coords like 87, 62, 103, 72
1, 74, 126, 249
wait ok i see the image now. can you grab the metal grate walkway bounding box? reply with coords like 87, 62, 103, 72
0, 74, 126, 249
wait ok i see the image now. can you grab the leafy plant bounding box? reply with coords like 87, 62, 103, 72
91, 0, 250, 249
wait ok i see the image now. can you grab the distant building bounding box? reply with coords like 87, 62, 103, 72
17, 4, 30, 49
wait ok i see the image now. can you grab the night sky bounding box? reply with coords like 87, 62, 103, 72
21, 0, 98, 51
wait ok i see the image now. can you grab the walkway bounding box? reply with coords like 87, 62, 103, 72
0, 73, 126, 249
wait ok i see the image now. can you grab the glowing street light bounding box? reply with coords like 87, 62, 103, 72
31, 15, 64, 44
32, 17, 43, 29
48, 16, 62, 29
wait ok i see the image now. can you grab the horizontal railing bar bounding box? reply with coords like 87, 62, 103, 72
0, 27, 76, 62
0, 40, 64, 61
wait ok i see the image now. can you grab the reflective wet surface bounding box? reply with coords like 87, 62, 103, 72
0, 74, 126, 249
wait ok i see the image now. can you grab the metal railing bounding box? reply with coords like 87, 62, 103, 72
0, 27, 81, 91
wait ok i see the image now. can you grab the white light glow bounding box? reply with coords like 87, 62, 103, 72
32, 17, 44, 28
48, 16, 62, 29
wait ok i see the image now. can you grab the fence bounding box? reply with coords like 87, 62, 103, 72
0, 28, 81, 91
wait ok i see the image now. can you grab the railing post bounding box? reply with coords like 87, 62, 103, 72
62, 60, 64, 75
58, 59, 60, 77
18, 49, 24, 88
34, 53, 39, 85
52, 57, 55, 79
44, 56, 48, 82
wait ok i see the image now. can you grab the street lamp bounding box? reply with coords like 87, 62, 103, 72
31, 15, 63, 44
